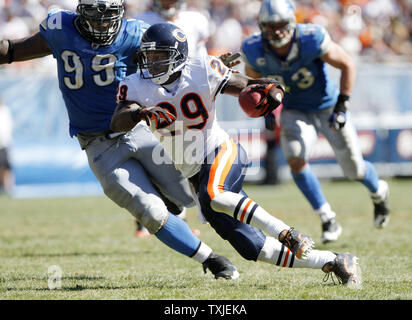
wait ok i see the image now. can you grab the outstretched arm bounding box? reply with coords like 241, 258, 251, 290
222, 71, 284, 97
0, 32, 52, 65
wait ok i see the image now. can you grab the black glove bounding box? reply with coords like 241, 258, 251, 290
254, 81, 285, 117
328, 94, 349, 130
131, 106, 175, 126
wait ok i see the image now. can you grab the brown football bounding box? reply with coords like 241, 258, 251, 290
238, 84, 283, 118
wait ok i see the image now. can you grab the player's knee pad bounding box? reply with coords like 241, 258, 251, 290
341, 159, 366, 181
136, 200, 168, 234
102, 170, 168, 234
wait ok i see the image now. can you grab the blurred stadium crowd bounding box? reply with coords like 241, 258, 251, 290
0, 0, 411, 71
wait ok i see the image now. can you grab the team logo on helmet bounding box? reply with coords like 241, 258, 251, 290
173, 29, 186, 42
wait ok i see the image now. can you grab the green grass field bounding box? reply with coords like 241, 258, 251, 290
0, 179, 411, 300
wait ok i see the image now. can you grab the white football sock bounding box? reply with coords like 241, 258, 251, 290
371, 180, 388, 203
211, 192, 290, 238
191, 242, 213, 264
315, 203, 336, 223
258, 236, 336, 269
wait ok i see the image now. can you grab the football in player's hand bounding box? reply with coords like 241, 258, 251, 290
238, 83, 284, 118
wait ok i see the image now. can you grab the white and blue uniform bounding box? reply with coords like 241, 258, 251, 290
242, 23, 379, 212
39, 10, 195, 234
242, 24, 337, 112
40, 10, 146, 136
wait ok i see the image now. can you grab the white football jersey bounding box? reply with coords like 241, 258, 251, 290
136, 10, 210, 59
118, 55, 232, 178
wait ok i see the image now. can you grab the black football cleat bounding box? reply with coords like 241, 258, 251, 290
321, 218, 342, 243
202, 253, 239, 280
278, 227, 315, 260
372, 180, 390, 228
322, 253, 362, 288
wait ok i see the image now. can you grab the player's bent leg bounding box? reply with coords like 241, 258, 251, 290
152, 183, 199, 234
289, 159, 328, 211
326, 120, 390, 228
131, 125, 195, 209
101, 160, 169, 233
280, 111, 341, 242
94, 157, 238, 279
196, 139, 314, 260
200, 200, 267, 261
288, 160, 340, 236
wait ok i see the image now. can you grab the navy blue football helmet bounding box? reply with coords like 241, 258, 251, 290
76, 0, 124, 45
137, 23, 188, 85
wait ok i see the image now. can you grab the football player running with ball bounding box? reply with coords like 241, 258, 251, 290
110, 22, 362, 286
0, 0, 241, 280
133, 0, 212, 237
241, 0, 390, 243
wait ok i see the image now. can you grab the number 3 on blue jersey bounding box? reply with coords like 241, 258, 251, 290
268, 67, 314, 93
61, 50, 117, 90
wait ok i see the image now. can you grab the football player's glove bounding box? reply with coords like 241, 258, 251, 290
219, 52, 241, 69
131, 106, 175, 126
254, 81, 285, 117
328, 94, 349, 131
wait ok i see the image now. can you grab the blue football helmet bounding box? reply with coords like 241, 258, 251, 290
76, 0, 124, 45
258, 0, 296, 48
137, 23, 188, 85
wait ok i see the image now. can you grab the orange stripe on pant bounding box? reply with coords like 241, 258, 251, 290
207, 139, 238, 200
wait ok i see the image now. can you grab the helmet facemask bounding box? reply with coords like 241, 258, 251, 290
137, 43, 187, 85
77, 0, 124, 45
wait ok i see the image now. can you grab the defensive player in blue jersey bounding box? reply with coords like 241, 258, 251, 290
0, 0, 239, 280
241, 0, 390, 243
